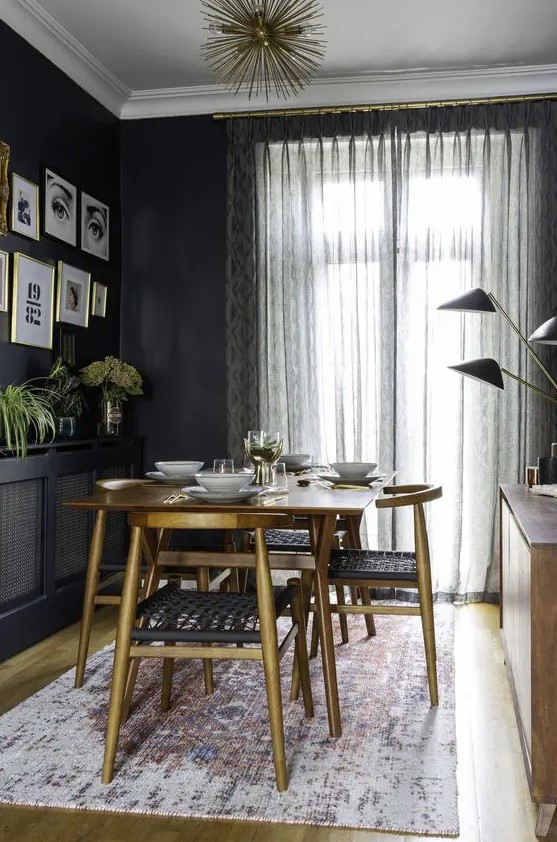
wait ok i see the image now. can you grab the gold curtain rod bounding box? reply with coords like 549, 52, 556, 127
213, 92, 557, 120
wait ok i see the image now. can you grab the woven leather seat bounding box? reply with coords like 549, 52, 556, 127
101, 509, 314, 793
324, 483, 443, 707
134, 581, 296, 644
261, 527, 311, 552
329, 549, 417, 581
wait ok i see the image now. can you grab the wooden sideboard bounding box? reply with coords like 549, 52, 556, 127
500, 484, 557, 837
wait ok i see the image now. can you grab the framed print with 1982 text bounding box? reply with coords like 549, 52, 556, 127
56, 261, 90, 328
43, 168, 77, 246
11, 253, 54, 348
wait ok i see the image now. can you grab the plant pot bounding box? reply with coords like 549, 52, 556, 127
57, 416, 76, 438
98, 400, 122, 438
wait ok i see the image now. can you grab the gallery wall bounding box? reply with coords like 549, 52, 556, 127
120, 116, 228, 470
0, 20, 121, 393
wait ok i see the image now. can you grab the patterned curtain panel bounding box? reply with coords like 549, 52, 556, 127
226, 103, 557, 602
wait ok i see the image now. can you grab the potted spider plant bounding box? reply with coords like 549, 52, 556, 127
44, 357, 87, 438
0, 379, 56, 458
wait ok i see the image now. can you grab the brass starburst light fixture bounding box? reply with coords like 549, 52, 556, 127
201, 0, 326, 100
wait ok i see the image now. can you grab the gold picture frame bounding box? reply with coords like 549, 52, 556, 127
0, 249, 8, 311
11, 172, 39, 240
56, 260, 90, 328
91, 281, 107, 317
11, 252, 55, 349
0, 141, 10, 236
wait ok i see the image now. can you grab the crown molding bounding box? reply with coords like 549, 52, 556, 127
121, 63, 557, 120
0, 0, 129, 115
2, 1, 557, 121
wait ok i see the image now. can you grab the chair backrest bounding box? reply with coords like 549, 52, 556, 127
95, 478, 145, 493
376, 483, 442, 570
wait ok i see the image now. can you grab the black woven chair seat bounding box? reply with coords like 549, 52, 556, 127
249, 527, 345, 553
329, 549, 418, 581
132, 581, 296, 644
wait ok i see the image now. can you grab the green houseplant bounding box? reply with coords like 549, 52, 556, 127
44, 357, 87, 438
0, 379, 56, 458
80, 356, 143, 437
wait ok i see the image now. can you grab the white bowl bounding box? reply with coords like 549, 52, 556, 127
330, 461, 377, 477
155, 461, 205, 476
281, 453, 311, 469
195, 471, 255, 494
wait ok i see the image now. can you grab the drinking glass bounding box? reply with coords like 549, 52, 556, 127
271, 461, 288, 490
213, 458, 234, 473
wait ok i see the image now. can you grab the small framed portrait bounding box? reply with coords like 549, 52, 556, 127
56, 261, 91, 328
81, 192, 109, 261
91, 281, 107, 317
0, 250, 8, 312
11, 173, 39, 240
11, 253, 54, 349
43, 168, 77, 246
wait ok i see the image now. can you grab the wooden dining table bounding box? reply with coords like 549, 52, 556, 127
66, 475, 392, 737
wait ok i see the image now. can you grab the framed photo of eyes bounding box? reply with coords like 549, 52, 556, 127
81, 192, 109, 261
42, 168, 77, 246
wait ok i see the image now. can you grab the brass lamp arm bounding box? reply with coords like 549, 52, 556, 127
501, 368, 557, 405
489, 293, 557, 393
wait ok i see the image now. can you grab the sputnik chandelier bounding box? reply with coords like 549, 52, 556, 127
200, 0, 326, 100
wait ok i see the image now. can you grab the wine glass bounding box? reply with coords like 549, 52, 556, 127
244, 430, 283, 485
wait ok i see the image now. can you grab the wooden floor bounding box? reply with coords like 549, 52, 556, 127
0, 604, 554, 842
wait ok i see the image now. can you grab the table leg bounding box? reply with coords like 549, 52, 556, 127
75, 509, 106, 689
310, 512, 342, 737
347, 513, 376, 637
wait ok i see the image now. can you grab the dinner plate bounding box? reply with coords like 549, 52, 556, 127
181, 485, 265, 503
145, 471, 198, 486
316, 473, 385, 486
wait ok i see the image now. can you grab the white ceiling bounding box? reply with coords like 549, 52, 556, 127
3, 0, 557, 117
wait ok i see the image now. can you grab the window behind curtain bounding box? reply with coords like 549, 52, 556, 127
253, 126, 545, 601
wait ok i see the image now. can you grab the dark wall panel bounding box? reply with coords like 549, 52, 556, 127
120, 116, 228, 470
0, 20, 121, 389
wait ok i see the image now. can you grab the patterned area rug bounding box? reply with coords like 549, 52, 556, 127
0, 608, 458, 836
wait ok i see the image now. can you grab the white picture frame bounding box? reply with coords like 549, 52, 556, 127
81, 191, 109, 261
91, 281, 107, 317
43, 168, 77, 246
56, 261, 91, 328
11, 253, 54, 349
0, 250, 8, 312
11, 173, 39, 240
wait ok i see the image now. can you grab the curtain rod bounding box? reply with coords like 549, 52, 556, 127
213, 92, 557, 120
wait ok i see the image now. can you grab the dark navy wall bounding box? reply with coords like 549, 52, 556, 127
0, 20, 121, 389
120, 116, 228, 470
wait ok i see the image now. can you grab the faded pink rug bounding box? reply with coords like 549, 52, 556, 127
0, 608, 457, 835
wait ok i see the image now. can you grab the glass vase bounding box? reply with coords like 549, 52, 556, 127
98, 399, 122, 437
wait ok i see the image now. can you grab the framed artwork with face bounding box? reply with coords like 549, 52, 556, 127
56, 261, 91, 328
81, 191, 109, 261
43, 168, 77, 246
11, 173, 39, 240
11, 253, 54, 348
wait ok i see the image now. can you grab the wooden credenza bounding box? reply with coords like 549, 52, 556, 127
500, 484, 557, 837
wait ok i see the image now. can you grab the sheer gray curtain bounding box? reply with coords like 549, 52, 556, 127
226, 105, 557, 602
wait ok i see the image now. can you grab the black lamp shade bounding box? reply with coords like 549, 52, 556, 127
528, 316, 557, 345
448, 358, 505, 390
437, 288, 496, 313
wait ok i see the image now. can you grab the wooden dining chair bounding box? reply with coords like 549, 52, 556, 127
74, 478, 233, 689
326, 484, 443, 705
101, 510, 313, 792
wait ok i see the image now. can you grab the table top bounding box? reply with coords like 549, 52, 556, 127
500, 483, 557, 549
66, 475, 393, 516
